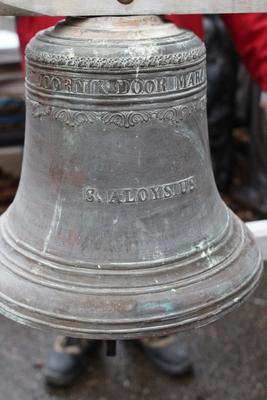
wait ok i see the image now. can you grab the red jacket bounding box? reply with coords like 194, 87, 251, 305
17, 14, 267, 90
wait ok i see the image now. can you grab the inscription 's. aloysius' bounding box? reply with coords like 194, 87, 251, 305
83, 176, 195, 205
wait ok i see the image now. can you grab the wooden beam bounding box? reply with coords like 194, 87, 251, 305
0, 0, 267, 16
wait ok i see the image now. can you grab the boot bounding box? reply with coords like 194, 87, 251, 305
44, 336, 98, 387
138, 335, 193, 377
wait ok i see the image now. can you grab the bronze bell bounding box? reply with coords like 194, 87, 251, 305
0, 16, 263, 339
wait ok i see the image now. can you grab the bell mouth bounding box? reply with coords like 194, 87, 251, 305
0, 212, 263, 339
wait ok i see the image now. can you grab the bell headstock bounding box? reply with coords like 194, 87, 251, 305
0, 0, 266, 15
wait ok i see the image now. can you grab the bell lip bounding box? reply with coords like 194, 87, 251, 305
0, 257, 263, 339
0, 215, 263, 339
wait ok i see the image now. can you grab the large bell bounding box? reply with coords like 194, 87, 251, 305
0, 16, 263, 339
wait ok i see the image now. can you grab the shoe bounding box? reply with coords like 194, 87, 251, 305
138, 335, 193, 377
44, 336, 98, 387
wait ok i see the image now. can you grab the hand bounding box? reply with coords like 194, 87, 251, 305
260, 91, 267, 113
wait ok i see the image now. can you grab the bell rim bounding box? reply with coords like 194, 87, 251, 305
0, 215, 263, 339
0, 256, 262, 339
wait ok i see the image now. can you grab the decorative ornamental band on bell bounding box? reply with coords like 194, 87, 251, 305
0, 16, 263, 339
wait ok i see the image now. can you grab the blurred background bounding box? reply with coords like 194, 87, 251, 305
0, 17, 23, 215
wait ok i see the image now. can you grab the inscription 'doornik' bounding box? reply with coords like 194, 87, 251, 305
83, 176, 195, 205
27, 67, 205, 96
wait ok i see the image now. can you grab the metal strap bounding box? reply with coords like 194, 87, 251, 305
0, 0, 267, 16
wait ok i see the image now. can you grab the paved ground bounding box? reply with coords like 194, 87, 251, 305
0, 268, 267, 400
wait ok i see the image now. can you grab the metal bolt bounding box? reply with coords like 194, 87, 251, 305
117, 0, 134, 4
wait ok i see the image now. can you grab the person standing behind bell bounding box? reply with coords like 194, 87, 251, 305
166, 13, 267, 202
232, 76, 267, 215
15, 13, 267, 387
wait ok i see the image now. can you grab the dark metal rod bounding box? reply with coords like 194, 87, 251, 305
106, 340, 117, 357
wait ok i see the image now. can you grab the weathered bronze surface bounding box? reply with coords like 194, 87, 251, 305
0, 16, 263, 339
